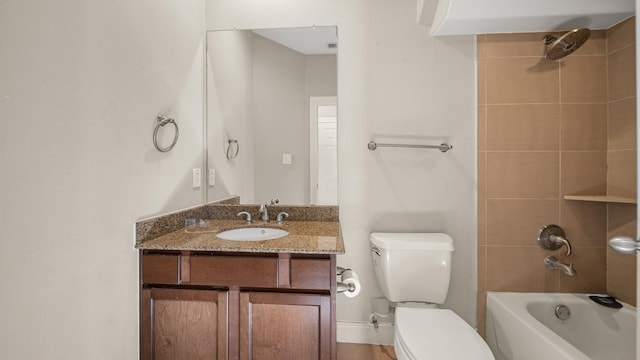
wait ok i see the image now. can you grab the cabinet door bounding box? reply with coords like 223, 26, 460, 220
141, 288, 228, 360
240, 292, 330, 360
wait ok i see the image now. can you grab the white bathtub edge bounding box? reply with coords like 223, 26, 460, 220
485, 292, 633, 360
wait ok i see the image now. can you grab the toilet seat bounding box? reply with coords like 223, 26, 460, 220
395, 307, 495, 360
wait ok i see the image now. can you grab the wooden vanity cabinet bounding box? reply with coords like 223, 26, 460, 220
141, 288, 228, 359
240, 292, 331, 360
140, 251, 337, 360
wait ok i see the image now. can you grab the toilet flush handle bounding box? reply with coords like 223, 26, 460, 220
371, 246, 381, 256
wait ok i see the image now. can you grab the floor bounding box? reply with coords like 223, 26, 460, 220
337, 343, 397, 360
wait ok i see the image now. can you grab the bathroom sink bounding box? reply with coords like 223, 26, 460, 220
216, 227, 289, 241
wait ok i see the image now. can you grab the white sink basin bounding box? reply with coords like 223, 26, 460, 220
216, 227, 289, 241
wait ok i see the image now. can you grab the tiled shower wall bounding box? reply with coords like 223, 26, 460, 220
477, 17, 637, 333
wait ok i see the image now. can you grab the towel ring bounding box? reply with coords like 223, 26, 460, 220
226, 139, 239, 159
153, 115, 179, 152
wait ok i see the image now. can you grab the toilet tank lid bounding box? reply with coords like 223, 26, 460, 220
370, 232, 454, 251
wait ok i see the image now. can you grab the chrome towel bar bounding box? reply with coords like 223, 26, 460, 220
367, 140, 453, 153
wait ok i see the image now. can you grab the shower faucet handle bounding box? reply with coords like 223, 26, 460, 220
550, 233, 572, 256
537, 224, 572, 257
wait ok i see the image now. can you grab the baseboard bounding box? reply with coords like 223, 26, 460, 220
336, 321, 394, 345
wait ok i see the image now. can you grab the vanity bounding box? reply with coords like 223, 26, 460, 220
136, 204, 344, 360
136, 23, 343, 359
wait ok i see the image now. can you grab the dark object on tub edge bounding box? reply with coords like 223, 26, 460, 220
589, 295, 623, 309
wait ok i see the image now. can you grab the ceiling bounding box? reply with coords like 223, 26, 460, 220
253, 26, 337, 55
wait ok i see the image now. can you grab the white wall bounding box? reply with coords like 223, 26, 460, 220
206, 0, 478, 329
252, 35, 307, 204
0, 1, 205, 358
305, 55, 339, 203
206, 0, 337, 30
336, 0, 477, 326
207, 30, 255, 202
253, 40, 338, 205
0, 0, 475, 356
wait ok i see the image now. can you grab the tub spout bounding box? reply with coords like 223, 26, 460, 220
544, 256, 576, 276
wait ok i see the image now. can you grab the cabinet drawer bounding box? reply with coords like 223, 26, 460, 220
290, 258, 331, 290
190, 255, 277, 288
142, 254, 180, 285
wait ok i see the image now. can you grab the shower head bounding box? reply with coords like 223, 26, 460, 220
542, 28, 591, 60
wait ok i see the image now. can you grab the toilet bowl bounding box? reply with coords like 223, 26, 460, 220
370, 233, 495, 360
394, 307, 494, 360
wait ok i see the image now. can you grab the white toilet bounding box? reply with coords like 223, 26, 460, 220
370, 232, 495, 360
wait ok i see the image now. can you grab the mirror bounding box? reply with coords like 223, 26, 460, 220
206, 27, 338, 205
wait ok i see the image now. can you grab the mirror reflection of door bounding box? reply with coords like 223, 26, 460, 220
310, 96, 337, 205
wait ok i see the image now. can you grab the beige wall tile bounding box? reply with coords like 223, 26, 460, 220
484, 32, 551, 58
608, 97, 637, 151
481, 30, 605, 59
606, 204, 637, 306
608, 150, 637, 198
608, 17, 636, 54
487, 152, 559, 199
478, 22, 637, 318
608, 45, 636, 102
478, 152, 487, 246
478, 244, 488, 335
478, 245, 487, 291
487, 199, 559, 246
478, 106, 486, 151
487, 57, 559, 104
560, 201, 607, 248
487, 246, 557, 292
557, 247, 606, 293
486, 104, 559, 151
477, 34, 488, 59
560, 55, 607, 103
607, 247, 637, 306
560, 151, 607, 196
478, 203, 487, 246
561, 104, 607, 151
608, 203, 637, 236
478, 59, 487, 105
569, 30, 607, 56
476, 291, 487, 338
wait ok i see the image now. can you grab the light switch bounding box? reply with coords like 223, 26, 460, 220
282, 153, 292, 165
192, 168, 201, 188
209, 168, 216, 186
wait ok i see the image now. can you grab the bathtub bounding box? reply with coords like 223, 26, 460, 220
485, 292, 636, 360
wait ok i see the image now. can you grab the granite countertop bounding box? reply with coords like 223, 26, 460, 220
136, 219, 345, 254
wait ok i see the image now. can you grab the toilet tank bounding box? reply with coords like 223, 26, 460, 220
370, 232, 454, 303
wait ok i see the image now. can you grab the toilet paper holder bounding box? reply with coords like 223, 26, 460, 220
337, 266, 358, 294
337, 282, 357, 293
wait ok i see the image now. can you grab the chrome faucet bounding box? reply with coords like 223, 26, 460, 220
258, 198, 279, 223
237, 211, 252, 224
544, 256, 576, 276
